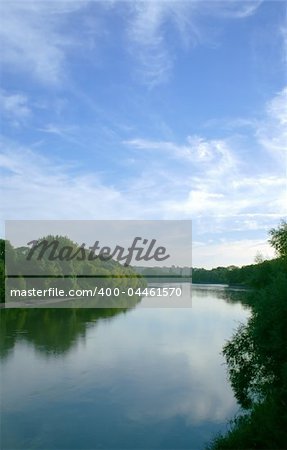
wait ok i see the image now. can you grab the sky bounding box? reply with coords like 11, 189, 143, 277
0, 0, 286, 268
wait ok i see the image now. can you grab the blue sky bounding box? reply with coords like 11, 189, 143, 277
0, 0, 286, 267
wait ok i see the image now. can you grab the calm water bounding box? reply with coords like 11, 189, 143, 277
1, 284, 250, 450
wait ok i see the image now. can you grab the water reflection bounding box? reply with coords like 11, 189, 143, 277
1, 284, 250, 450
0, 308, 130, 359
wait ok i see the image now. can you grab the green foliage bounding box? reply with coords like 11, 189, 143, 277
269, 220, 287, 258
1, 235, 146, 303
193, 257, 287, 289
208, 221, 287, 449
224, 273, 287, 408
192, 266, 229, 284
0, 260, 5, 301
0, 239, 6, 301
0, 238, 4, 261
207, 398, 287, 450
208, 272, 287, 449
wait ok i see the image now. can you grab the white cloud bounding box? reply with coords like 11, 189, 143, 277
0, 0, 262, 87
0, 90, 31, 124
124, 135, 244, 217
1, 87, 286, 268
0, 142, 131, 223
0, 139, 282, 267
126, 2, 175, 86
164, 175, 286, 218
123, 87, 287, 226
124, 135, 236, 171
256, 87, 287, 161
193, 238, 275, 268
2, 87, 284, 232
0, 1, 88, 85
267, 87, 287, 126
125, 0, 262, 85
206, 1, 263, 19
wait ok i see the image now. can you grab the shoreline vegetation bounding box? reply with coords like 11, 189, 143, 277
0, 221, 286, 449
207, 220, 287, 449
0, 236, 146, 304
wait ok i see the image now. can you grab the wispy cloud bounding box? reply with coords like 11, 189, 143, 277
126, 1, 199, 86
0, 3, 285, 268
125, 0, 262, 86
257, 87, 287, 160
0, 140, 130, 223
0, 90, 31, 125
123, 86, 287, 224
164, 176, 286, 218
124, 135, 236, 173
0, 0, 262, 87
0, 1, 88, 85
207, 1, 263, 19
0, 123, 283, 267
193, 238, 274, 269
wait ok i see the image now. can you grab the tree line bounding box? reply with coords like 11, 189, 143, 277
207, 220, 287, 449
0, 235, 145, 303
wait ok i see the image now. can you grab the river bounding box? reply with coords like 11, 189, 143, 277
1, 283, 250, 449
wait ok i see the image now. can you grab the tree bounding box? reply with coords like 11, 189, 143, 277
254, 251, 264, 264
208, 221, 287, 449
0, 239, 4, 261
268, 220, 287, 259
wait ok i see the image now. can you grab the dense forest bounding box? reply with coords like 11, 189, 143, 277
207, 221, 287, 449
